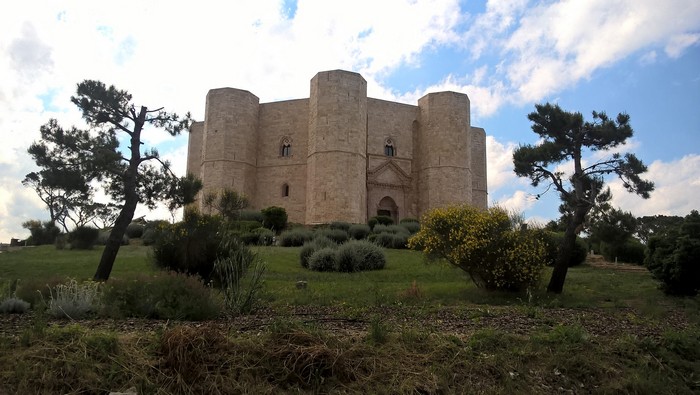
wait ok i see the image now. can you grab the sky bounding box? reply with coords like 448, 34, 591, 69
0, 0, 699, 242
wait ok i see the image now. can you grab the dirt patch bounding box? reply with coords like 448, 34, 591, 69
583, 254, 648, 273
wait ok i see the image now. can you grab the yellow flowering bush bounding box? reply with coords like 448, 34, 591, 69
408, 205, 546, 291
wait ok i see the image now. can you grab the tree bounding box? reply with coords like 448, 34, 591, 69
203, 188, 249, 221
636, 214, 683, 244
27, 80, 201, 281
513, 103, 654, 293
646, 210, 700, 296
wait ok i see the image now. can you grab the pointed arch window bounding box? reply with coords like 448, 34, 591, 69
282, 183, 290, 197
280, 137, 292, 157
384, 138, 395, 157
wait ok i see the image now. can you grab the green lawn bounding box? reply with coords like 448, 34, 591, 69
2, 244, 697, 317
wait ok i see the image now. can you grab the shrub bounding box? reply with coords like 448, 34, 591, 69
239, 209, 264, 222
229, 220, 263, 233
400, 217, 419, 224
646, 210, 700, 296
213, 238, 266, 314
369, 231, 408, 249
101, 272, 220, 320
540, 231, 587, 267
368, 217, 378, 230
48, 279, 101, 319
0, 298, 30, 314
308, 248, 337, 272
600, 238, 645, 265
300, 236, 335, 268
329, 221, 351, 232
151, 211, 224, 280
241, 227, 274, 246
125, 222, 145, 238
141, 228, 157, 246
375, 215, 394, 226
262, 206, 288, 232
408, 205, 546, 291
279, 228, 314, 247
15, 276, 65, 307
315, 228, 349, 244
372, 224, 389, 234
335, 240, 386, 272
399, 221, 420, 235
348, 224, 371, 240
22, 220, 61, 246
68, 226, 100, 250
97, 230, 129, 246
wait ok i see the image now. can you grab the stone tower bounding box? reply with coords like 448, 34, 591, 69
416, 92, 472, 215
199, 88, 259, 206
305, 70, 368, 224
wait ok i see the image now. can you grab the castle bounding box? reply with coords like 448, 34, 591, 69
186, 70, 487, 225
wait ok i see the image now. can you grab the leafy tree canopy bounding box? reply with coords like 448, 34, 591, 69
513, 103, 654, 293
26, 80, 202, 280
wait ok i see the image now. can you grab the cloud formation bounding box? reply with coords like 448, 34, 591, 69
0, 0, 698, 241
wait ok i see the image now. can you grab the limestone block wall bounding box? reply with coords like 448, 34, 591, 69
199, 88, 259, 213
305, 70, 367, 224
470, 127, 488, 209
254, 99, 309, 224
416, 92, 472, 218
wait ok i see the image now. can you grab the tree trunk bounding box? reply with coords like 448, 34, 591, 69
547, 206, 587, 293
93, 106, 147, 281
93, 197, 137, 281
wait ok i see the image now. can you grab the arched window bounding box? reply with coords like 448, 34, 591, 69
282, 183, 290, 197
280, 137, 292, 157
384, 138, 395, 157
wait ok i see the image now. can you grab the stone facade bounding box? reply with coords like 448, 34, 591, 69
187, 70, 487, 225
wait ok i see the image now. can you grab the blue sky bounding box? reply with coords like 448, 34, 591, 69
0, 0, 698, 241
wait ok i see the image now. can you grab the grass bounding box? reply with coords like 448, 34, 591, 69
1, 243, 699, 393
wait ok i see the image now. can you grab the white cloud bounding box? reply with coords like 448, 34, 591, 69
609, 154, 700, 217
665, 33, 700, 58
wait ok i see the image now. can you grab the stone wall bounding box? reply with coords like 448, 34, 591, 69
186, 69, 488, 225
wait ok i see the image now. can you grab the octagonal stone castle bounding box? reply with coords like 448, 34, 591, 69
186, 70, 487, 225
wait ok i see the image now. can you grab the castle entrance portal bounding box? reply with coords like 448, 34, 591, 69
377, 196, 398, 223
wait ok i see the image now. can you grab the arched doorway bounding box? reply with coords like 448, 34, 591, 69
377, 196, 398, 224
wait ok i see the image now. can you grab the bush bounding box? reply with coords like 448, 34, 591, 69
646, 210, 700, 296
125, 222, 145, 238
375, 215, 394, 226
213, 238, 266, 314
600, 238, 645, 265
239, 209, 264, 222
141, 228, 157, 246
15, 276, 66, 307
540, 231, 587, 267
369, 231, 408, 249
400, 217, 419, 224
68, 226, 100, 250
408, 205, 546, 291
22, 220, 60, 246
262, 206, 288, 232
229, 220, 264, 232
399, 221, 420, 234
0, 298, 30, 314
279, 228, 314, 247
348, 224, 371, 240
243, 227, 274, 246
48, 279, 101, 319
300, 236, 335, 268
335, 240, 386, 272
329, 221, 351, 232
101, 272, 221, 320
307, 248, 337, 272
151, 211, 224, 280
97, 230, 129, 246
314, 228, 349, 244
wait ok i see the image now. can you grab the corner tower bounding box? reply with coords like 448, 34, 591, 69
200, 88, 259, 210
416, 92, 472, 216
305, 70, 368, 224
